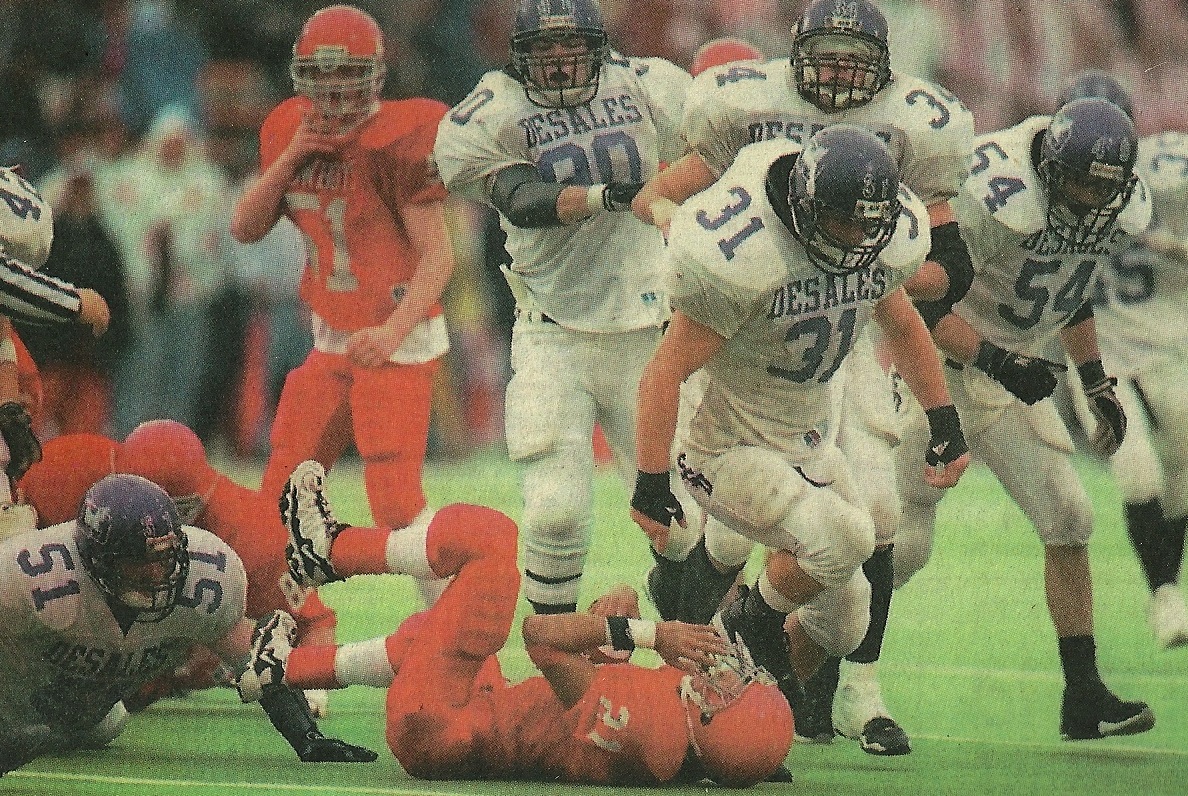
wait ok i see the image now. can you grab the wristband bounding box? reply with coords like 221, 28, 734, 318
634, 470, 670, 498
1077, 359, 1107, 387
626, 618, 657, 649
924, 404, 961, 439
586, 184, 608, 215
0, 338, 15, 364
606, 616, 634, 652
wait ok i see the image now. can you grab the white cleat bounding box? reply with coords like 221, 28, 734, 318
280, 461, 343, 588
305, 688, 330, 718
832, 661, 911, 756
237, 611, 297, 703
1148, 584, 1188, 650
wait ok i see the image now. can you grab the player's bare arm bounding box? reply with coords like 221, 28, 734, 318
874, 288, 970, 488
631, 152, 716, 229
1061, 312, 1127, 457
230, 116, 357, 244
632, 311, 724, 551
345, 199, 457, 368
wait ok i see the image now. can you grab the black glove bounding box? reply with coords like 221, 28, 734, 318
631, 470, 684, 528
924, 404, 969, 467
297, 734, 379, 763
0, 401, 40, 480
601, 182, 645, 212
972, 342, 1066, 405
1079, 360, 1126, 457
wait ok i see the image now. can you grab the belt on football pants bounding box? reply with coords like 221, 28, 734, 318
514, 308, 559, 325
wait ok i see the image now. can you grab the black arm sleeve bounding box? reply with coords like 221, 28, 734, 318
1064, 300, 1094, 327
914, 221, 974, 329
489, 164, 566, 228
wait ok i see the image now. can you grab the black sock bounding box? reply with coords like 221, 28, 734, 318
1125, 499, 1167, 591
679, 538, 743, 624
743, 583, 788, 635
1057, 635, 1101, 691
1152, 515, 1187, 589
259, 686, 323, 754
847, 545, 893, 664
648, 547, 684, 620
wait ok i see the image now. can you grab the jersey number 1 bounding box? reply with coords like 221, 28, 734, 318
287, 192, 359, 292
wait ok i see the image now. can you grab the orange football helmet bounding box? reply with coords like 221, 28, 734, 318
680, 646, 794, 787
690, 37, 763, 77
291, 5, 386, 134
117, 420, 219, 521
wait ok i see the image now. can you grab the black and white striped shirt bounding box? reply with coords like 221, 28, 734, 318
0, 249, 80, 325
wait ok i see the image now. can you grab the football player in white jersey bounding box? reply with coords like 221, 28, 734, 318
1059, 71, 1188, 649
0, 473, 374, 774
630, 126, 971, 742
433, 0, 689, 615
893, 97, 1156, 740
630, 0, 976, 755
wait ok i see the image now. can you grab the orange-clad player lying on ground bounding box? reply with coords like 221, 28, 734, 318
237, 461, 794, 786
15, 420, 337, 709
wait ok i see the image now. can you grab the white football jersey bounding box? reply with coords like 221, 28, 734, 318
0, 167, 52, 269
950, 116, 1152, 353
0, 524, 246, 741
666, 139, 929, 459
1093, 131, 1188, 373
434, 55, 689, 332
682, 59, 974, 207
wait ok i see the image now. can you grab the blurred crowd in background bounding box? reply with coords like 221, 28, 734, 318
2, 0, 1187, 460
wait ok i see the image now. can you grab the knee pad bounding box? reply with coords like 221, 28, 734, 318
789, 489, 876, 590
795, 571, 872, 657
1037, 481, 1094, 547
697, 446, 804, 536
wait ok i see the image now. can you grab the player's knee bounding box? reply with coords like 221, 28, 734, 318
866, 487, 902, 547
431, 505, 518, 571
796, 574, 871, 657
521, 487, 585, 543
1039, 487, 1094, 546
891, 504, 936, 589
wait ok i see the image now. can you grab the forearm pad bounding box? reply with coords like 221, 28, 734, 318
490, 164, 564, 228
915, 222, 974, 329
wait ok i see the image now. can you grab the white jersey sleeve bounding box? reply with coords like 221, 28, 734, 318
176, 526, 248, 645
626, 55, 692, 165
0, 167, 53, 269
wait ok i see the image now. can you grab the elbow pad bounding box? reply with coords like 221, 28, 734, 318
915, 221, 974, 329
490, 164, 564, 228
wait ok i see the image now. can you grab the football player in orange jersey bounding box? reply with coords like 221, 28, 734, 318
237, 460, 794, 786
689, 37, 764, 78
15, 421, 338, 712
230, 5, 457, 608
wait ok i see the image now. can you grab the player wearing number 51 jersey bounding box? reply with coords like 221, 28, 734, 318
433, 0, 690, 615
894, 97, 1156, 741
231, 5, 457, 610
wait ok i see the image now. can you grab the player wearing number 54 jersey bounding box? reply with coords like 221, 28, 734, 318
231, 5, 457, 610
894, 97, 1156, 740
433, 0, 690, 615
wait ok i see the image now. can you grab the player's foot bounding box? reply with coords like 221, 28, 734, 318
1148, 584, 1188, 650
237, 610, 298, 703
677, 538, 743, 625
833, 661, 911, 755
794, 657, 838, 744
281, 461, 344, 588
1060, 682, 1155, 740
713, 586, 803, 711
305, 688, 330, 718
646, 550, 683, 620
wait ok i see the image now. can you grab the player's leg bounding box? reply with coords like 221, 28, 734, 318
1116, 374, 1188, 648
972, 403, 1154, 740
261, 351, 353, 505
351, 358, 449, 607
506, 321, 597, 614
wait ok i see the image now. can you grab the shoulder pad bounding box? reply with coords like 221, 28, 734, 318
959, 118, 1049, 235
883, 74, 974, 136
359, 99, 448, 148
881, 185, 931, 275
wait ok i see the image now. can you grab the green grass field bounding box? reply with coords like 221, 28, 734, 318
4, 450, 1185, 795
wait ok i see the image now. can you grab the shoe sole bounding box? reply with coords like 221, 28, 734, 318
1061, 706, 1156, 741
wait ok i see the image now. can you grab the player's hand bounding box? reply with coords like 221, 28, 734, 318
630, 470, 685, 552
77, 288, 110, 337
283, 112, 359, 166
1080, 360, 1126, 457
972, 341, 1066, 404
296, 734, 378, 763
922, 404, 970, 488
588, 584, 641, 619
599, 182, 645, 211
345, 325, 403, 368
0, 401, 40, 480
655, 621, 730, 672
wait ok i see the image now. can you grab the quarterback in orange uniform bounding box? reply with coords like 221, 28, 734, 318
230, 5, 456, 606
237, 461, 794, 786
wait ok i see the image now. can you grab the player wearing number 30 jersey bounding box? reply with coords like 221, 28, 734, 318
232, 5, 456, 610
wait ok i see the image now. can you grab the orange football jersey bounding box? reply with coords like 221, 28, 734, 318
259, 97, 449, 331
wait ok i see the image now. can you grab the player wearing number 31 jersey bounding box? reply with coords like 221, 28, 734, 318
232, 5, 457, 610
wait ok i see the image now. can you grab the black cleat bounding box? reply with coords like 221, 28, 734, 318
713, 586, 802, 712
856, 716, 911, 755
795, 657, 839, 744
1060, 684, 1155, 741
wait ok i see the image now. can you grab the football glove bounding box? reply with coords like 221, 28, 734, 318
924, 404, 969, 467
0, 401, 40, 480
631, 470, 684, 529
1079, 360, 1126, 457
600, 182, 645, 212
972, 342, 1066, 405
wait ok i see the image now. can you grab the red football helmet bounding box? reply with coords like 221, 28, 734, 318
690, 37, 763, 77
117, 420, 219, 520
681, 649, 794, 787
291, 5, 386, 134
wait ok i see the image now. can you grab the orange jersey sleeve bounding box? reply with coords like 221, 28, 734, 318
262, 98, 450, 331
